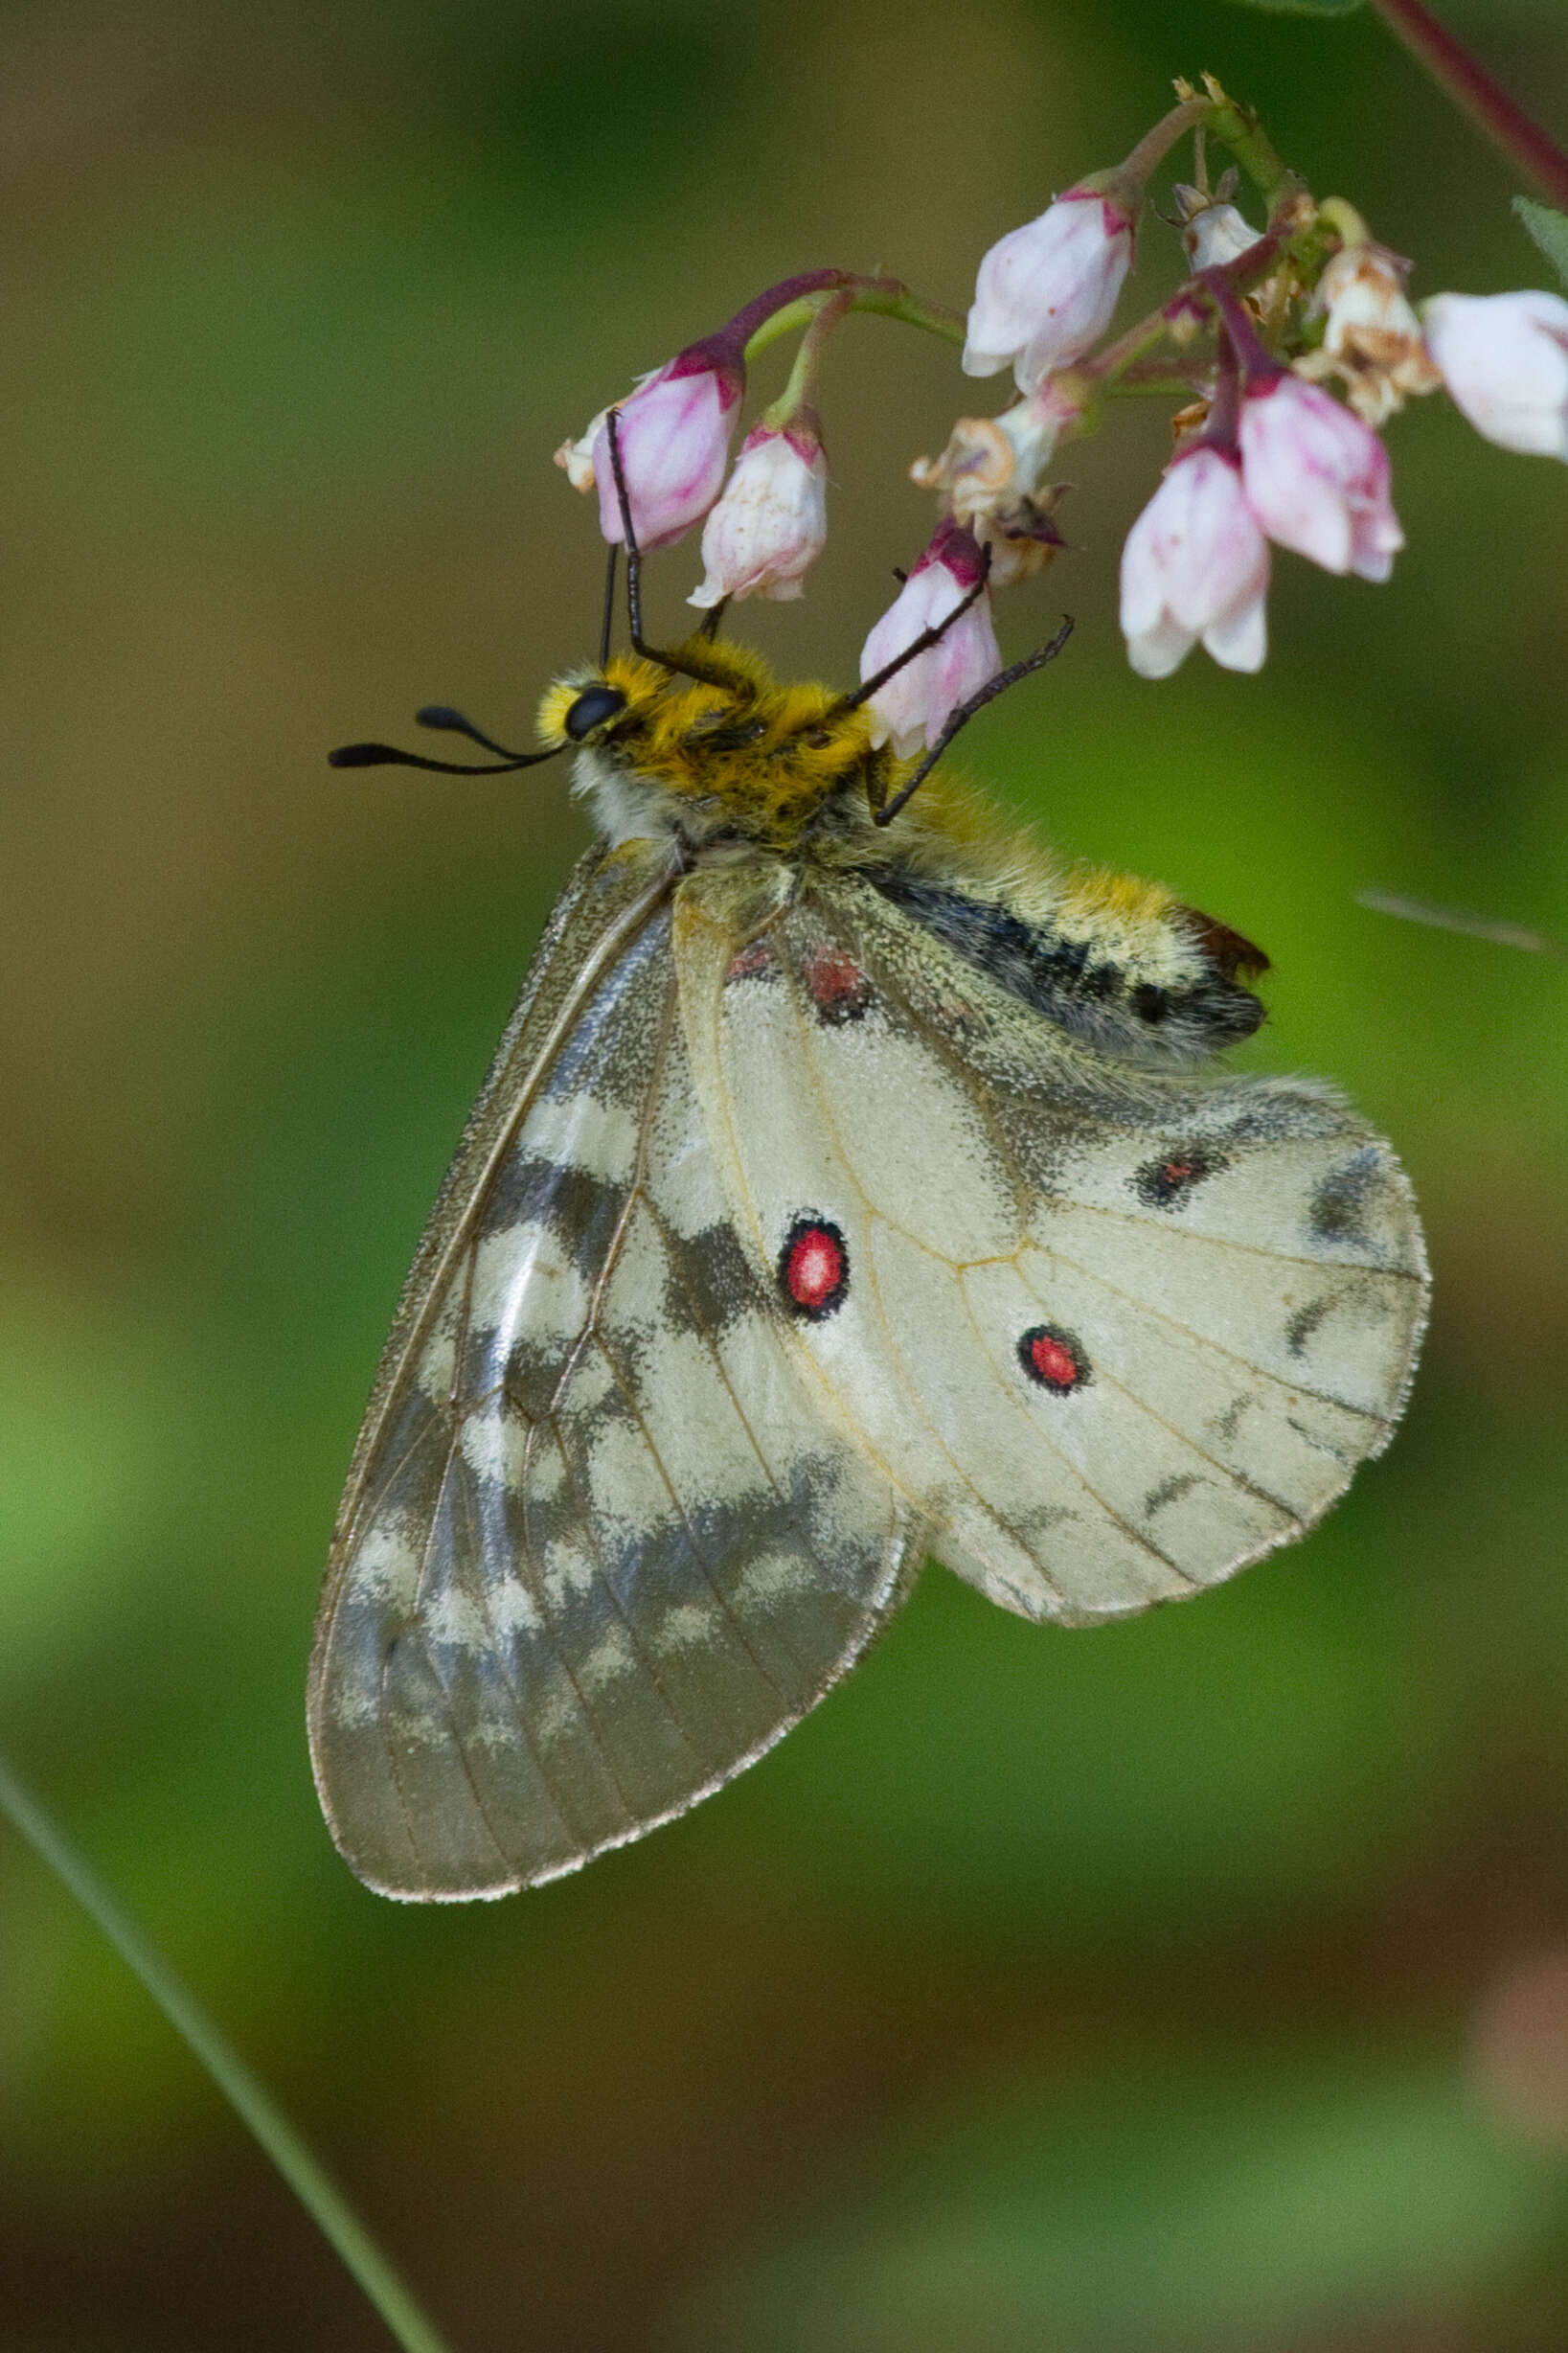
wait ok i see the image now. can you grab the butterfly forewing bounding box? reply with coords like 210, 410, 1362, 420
675, 868, 1428, 1630
309, 847, 916, 1900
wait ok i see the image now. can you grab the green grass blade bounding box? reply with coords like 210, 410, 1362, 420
0, 1746, 457, 2353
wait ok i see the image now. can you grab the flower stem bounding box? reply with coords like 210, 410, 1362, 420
1111, 97, 1210, 197
1172, 75, 1293, 213
743, 280, 964, 365
0, 1747, 454, 2353
762, 288, 852, 431
1367, 0, 1568, 210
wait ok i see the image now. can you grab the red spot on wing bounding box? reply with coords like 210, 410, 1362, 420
1018, 1322, 1089, 1393
727, 940, 776, 981
779, 1217, 850, 1320
802, 945, 872, 1021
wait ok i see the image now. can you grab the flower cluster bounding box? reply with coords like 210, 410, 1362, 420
557, 80, 1568, 746
926, 100, 1568, 685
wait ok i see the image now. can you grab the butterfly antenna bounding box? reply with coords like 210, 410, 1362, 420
873, 616, 1075, 828
598, 541, 618, 669
415, 706, 533, 759
329, 705, 563, 775
603, 407, 736, 691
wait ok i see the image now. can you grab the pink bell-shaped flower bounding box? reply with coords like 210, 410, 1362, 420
585, 349, 744, 552
964, 187, 1135, 391
689, 422, 829, 606
1120, 445, 1269, 678
858, 519, 1002, 759
1423, 289, 1568, 461
1238, 374, 1403, 581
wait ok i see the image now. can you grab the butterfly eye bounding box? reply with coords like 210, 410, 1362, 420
564, 684, 628, 739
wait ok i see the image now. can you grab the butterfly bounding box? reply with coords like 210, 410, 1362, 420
308, 548, 1429, 1903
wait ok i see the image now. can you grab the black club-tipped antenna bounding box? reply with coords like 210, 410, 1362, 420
328, 703, 562, 776
602, 407, 739, 691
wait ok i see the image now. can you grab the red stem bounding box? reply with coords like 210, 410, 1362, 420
1368, 0, 1568, 210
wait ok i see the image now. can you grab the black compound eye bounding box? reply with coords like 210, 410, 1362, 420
564, 684, 627, 740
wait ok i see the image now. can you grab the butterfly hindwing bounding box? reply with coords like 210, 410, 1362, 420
675, 867, 1428, 1629
308, 847, 917, 1900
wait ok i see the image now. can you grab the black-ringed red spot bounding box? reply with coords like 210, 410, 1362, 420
1018, 1323, 1090, 1394
802, 944, 873, 1025
1133, 1148, 1223, 1209
779, 1216, 850, 1322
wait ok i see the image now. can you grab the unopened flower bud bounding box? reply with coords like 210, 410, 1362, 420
964, 188, 1134, 390
1238, 375, 1403, 582
585, 349, 744, 551
1298, 244, 1440, 426
689, 423, 828, 606
1422, 289, 1568, 460
1174, 189, 1261, 272
858, 519, 1002, 759
1120, 445, 1269, 678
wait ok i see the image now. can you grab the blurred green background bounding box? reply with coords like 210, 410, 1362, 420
3, 0, 1568, 2345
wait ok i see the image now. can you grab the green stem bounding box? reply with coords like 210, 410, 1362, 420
762, 287, 852, 430
0, 1748, 455, 2353
1195, 83, 1293, 213
743, 280, 964, 365
1367, 0, 1568, 210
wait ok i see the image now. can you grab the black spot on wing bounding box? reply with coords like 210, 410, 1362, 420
1143, 1471, 1201, 1519
659, 1217, 766, 1338
1308, 1146, 1383, 1245
485, 1155, 629, 1282
1132, 1147, 1227, 1210
1286, 1295, 1334, 1357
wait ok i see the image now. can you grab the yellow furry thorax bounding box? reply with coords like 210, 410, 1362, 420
538, 641, 894, 851
535, 638, 1169, 922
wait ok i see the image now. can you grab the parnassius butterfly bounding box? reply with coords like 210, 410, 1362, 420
308, 631, 1428, 1902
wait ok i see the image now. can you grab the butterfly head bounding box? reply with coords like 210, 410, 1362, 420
538, 640, 893, 855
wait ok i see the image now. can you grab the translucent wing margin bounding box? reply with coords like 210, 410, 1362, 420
309, 848, 916, 1900
676, 867, 1429, 1629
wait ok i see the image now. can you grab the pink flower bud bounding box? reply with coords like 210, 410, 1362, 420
963, 189, 1134, 390
1175, 193, 1262, 272
1422, 290, 1568, 461
1120, 445, 1269, 679
1238, 375, 1403, 582
858, 519, 1002, 759
589, 351, 743, 552
688, 423, 828, 607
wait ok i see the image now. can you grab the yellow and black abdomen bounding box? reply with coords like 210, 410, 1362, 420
859, 861, 1269, 1063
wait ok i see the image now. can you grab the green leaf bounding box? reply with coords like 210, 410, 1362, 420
1514, 196, 1568, 290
